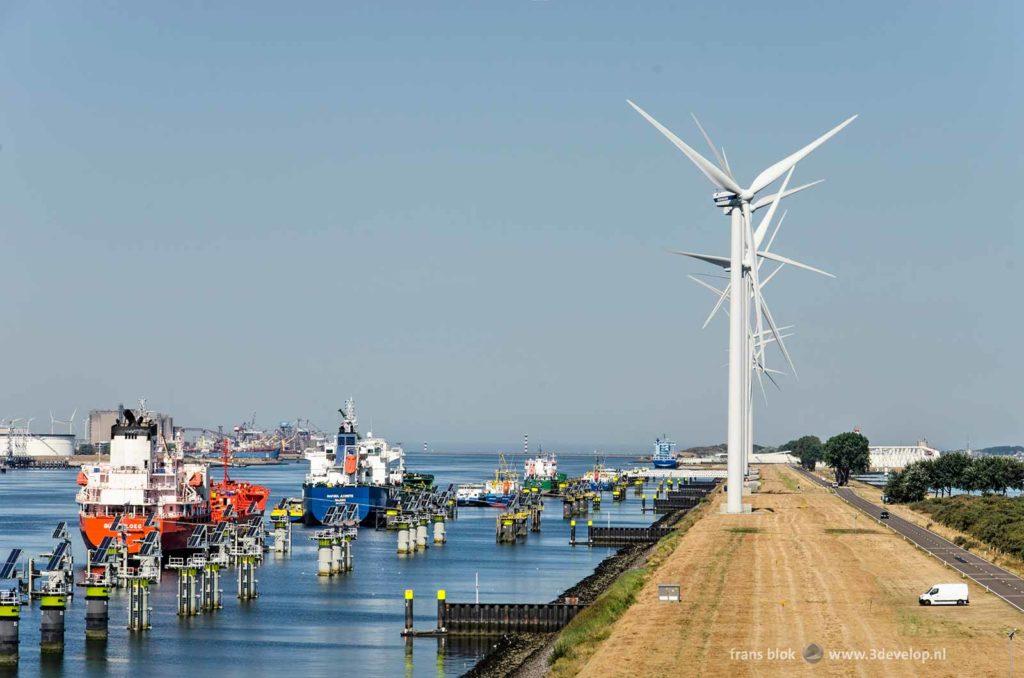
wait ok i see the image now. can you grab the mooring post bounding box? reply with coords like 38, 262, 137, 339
436, 589, 446, 632
127, 579, 151, 631
85, 584, 110, 640
642, 494, 647, 512
404, 589, 414, 634
433, 516, 446, 544
587, 520, 593, 547
39, 592, 66, 654
569, 519, 576, 546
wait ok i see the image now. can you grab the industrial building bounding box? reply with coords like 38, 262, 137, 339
869, 439, 942, 472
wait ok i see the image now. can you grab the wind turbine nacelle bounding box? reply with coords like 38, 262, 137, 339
712, 191, 739, 208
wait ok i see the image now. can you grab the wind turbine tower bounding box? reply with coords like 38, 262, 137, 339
628, 100, 855, 514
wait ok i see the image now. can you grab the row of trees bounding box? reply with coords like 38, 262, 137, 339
781, 431, 870, 486
885, 453, 1024, 503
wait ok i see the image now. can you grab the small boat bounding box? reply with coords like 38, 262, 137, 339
652, 437, 678, 469
455, 483, 490, 507
270, 497, 305, 523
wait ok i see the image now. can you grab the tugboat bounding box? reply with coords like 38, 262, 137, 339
302, 399, 404, 526
76, 405, 212, 555
481, 454, 521, 508
652, 437, 678, 469
522, 451, 567, 492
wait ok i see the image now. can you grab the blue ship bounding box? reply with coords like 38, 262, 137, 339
302, 398, 404, 526
652, 437, 677, 469
303, 484, 391, 525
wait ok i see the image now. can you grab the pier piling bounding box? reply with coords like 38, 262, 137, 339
415, 522, 428, 551
397, 523, 411, 555
0, 590, 19, 664
404, 589, 414, 634
317, 535, 333, 575
201, 564, 222, 611
331, 538, 343, 574
127, 579, 150, 631
39, 593, 66, 654
436, 590, 446, 632
237, 556, 258, 600
569, 519, 576, 546
433, 517, 446, 545
84, 585, 110, 640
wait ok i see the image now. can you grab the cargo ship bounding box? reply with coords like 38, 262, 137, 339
302, 399, 404, 526
522, 452, 567, 492
76, 407, 212, 555
652, 437, 678, 469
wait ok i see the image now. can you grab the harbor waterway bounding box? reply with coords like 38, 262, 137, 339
1, 451, 655, 677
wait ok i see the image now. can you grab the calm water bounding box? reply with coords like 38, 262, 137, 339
0, 451, 654, 677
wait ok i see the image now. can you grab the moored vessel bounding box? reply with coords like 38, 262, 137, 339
522, 452, 567, 492
481, 454, 521, 507
76, 406, 211, 555
302, 399, 404, 525
652, 437, 678, 469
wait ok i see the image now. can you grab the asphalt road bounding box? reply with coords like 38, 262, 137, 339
791, 465, 1024, 613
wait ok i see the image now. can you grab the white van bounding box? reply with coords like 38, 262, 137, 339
919, 583, 969, 606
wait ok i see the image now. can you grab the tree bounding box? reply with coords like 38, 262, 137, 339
884, 469, 907, 503
934, 452, 971, 497
781, 435, 824, 470
823, 431, 870, 486
917, 459, 941, 497
902, 464, 931, 502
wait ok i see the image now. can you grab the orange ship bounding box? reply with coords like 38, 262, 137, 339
209, 438, 271, 523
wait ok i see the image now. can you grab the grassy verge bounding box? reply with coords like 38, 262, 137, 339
546, 495, 713, 677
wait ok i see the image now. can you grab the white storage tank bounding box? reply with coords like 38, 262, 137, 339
0, 427, 75, 457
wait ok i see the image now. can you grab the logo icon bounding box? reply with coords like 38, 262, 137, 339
803, 643, 824, 664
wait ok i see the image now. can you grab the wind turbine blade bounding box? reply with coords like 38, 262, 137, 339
702, 281, 730, 329
757, 250, 835, 278
750, 180, 824, 212
760, 296, 798, 379
748, 115, 857, 195
720, 147, 733, 179
691, 113, 732, 178
687, 274, 725, 296
627, 100, 745, 195
754, 358, 769, 404
764, 211, 787, 254
668, 250, 731, 269
754, 167, 794, 248
760, 262, 786, 287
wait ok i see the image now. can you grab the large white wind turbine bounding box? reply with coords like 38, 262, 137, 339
628, 100, 854, 514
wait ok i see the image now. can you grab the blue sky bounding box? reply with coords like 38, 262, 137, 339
0, 2, 1020, 450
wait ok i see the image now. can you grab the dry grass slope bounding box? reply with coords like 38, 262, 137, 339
568, 466, 1023, 678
